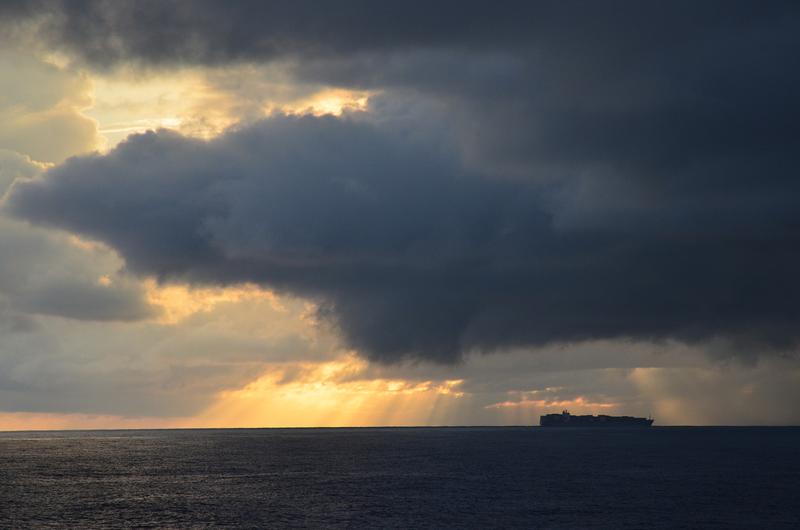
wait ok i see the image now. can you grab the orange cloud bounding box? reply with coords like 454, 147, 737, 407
486, 396, 616, 410
144, 280, 284, 324
0, 412, 182, 432
190, 355, 467, 427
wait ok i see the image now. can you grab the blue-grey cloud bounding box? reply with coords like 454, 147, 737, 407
6, 2, 794, 72
4, 1, 800, 363
7, 110, 800, 362
0, 216, 156, 323
2, 151, 153, 324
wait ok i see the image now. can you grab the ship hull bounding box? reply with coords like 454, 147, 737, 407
540, 414, 653, 427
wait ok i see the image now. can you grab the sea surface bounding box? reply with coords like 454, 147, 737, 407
1, 427, 798, 528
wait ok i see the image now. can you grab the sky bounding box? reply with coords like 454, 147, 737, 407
0, 1, 799, 429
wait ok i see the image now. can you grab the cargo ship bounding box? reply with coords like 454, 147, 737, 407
540, 410, 653, 427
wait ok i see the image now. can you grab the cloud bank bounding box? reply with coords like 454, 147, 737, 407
8, 110, 800, 363
3, 1, 800, 364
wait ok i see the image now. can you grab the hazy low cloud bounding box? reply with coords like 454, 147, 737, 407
0, 150, 44, 197
0, 51, 98, 163
8, 112, 800, 362
0, 146, 156, 324
0, 217, 155, 322
0, 289, 340, 417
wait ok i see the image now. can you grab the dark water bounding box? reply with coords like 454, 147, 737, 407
1, 427, 798, 529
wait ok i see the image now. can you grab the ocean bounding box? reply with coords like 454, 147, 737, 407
1, 427, 798, 528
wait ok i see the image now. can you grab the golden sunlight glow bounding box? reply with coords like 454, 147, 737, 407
486, 396, 616, 410
88, 67, 375, 151
281, 89, 373, 117
0, 360, 467, 429
67, 234, 107, 251
87, 69, 231, 148
98, 117, 183, 135
0, 412, 181, 431
190, 355, 467, 427
629, 367, 705, 425
144, 279, 285, 324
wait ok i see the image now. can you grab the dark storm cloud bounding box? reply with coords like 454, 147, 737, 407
8, 111, 800, 363
4, 1, 792, 72
15, 0, 794, 212
4, 1, 800, 362
1, 1, 644, 67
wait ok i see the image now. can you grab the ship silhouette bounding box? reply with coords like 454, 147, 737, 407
540, 410, 654, 427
